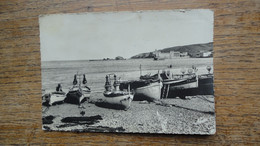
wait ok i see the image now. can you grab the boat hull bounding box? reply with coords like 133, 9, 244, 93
82, 87, 91, 98
43, 91, 66, 106
49, 92, 66, 105
65, 90, 85, 105
95, 92, 133, 110
163, 76, 197, 89
198, 74, 214, 95
65, 85, 91, 104
134, 82, 162, 101
161, 75, 198, 98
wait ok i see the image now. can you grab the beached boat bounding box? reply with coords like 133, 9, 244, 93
95, 74, 133, 110
65, 87, 85, 104
46, 91, 66, 105
198, 66, 214, 95
81, 86, 91, 98
42, 84, 66, 106
198, 73, 214, 95
134, 81, 162, 101
120, 69, 162, 101
163, 73, 197, 90
136, 70, 162, 101
161, 68, 198, 99
97, 90, 133, 110
64, 74, 91, 105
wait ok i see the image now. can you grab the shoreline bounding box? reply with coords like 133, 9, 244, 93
42, 65, 213, 94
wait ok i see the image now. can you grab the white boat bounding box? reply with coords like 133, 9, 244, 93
120, 69, 162, 101
134, 81, 162, 101
48, 91, 66, 105
95, 74, 133, 110
96, 91, 133, 110
42, 91, 66, 106
82, 86, 91, 98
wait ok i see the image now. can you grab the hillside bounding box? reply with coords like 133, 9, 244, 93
131, 42, 213, 59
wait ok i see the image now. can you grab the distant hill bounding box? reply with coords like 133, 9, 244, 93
131, 42, 213, 59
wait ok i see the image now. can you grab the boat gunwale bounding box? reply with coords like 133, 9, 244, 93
135, 82, 161, 90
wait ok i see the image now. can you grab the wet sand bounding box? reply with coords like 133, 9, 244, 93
42, 95, 215, 134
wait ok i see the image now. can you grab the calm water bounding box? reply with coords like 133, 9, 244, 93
41, 58, 213, 95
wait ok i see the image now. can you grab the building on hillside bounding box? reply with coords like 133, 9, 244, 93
200, 51, 212, 57
180, 52, 188, 57
190, 51, 213, 58
153, 50, 188, 59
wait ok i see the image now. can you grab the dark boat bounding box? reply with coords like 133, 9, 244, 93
161, 66, 214, 99
64, 74, 91, 105
65, 88, 84, 105
162, 73, 198, 90
161, 68, 198, 99
198, 66, 214, 95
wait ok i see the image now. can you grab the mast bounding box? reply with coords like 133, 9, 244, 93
139, 64, 142, 76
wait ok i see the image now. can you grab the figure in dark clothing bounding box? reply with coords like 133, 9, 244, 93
56, 84, 63, 92
105, 75, 111, 91
73, 75, 78, 85
82, 74, 87, 84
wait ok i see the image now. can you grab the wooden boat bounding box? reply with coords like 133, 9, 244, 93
198, 73, 214, 95
134, 81, 162, 101
161, 68, 198, 99
48, 91, 66, 105
65, 87, 85, 104
95, 74, 133, 110
135, 70, 162, 101
42, 84, 66, 106
43, 91, 66, 106
82, 86, 91, 98
97, 91, 133, 110
198, 66, 214, 95
64, 74, 91, 105
120, 68, 162, 101
161, 66, 214, 99
163, 73, 198, 90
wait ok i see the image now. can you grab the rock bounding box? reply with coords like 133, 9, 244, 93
139, 100, 149, 104
42, 115, 55, 124
186, 96, 192, 100
43, 126, 51, 130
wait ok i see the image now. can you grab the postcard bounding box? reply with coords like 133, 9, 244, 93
40, 9, 215, 134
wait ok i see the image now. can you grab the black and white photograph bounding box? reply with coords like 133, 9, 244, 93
40, 9, 215, 134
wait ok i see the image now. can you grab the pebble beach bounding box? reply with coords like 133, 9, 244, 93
41, 58, 215, 134
42, 95, 215, 134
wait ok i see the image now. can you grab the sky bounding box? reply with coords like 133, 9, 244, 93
39, 9, 213, 61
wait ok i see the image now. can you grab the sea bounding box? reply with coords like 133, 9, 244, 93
41, 58, 213, 97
